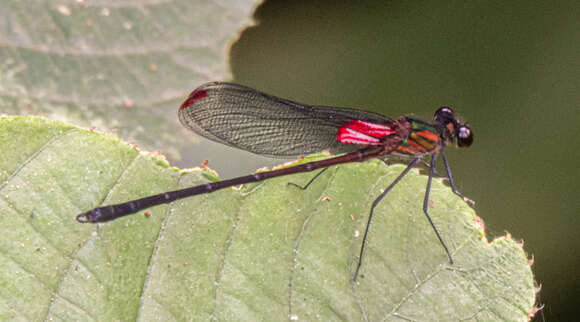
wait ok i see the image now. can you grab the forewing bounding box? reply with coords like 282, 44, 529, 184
178, 82, 394, 157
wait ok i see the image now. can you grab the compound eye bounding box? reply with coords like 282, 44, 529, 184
435, 106, 454, 116
434, 106, 455, 123
457, 125, 473, 147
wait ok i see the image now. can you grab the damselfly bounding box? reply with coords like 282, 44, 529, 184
77, 82, 473, 280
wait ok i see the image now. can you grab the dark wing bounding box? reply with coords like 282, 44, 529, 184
178, 82, 394, 157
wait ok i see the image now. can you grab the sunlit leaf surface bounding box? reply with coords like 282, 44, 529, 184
0, 116, 536, 321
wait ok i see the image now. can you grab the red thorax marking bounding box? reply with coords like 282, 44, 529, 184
337, 120, 395, 145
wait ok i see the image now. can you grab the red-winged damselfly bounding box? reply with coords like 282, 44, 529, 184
76, 82, 473, 281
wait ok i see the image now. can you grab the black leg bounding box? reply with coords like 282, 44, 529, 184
423, 153, 454, 265
287, 167, 329, 190
441, 150, 475, 207
354, 158, 421, 282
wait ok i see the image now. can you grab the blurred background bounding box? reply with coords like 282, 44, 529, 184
1, 0, 577, 320
224, 2, 577, 321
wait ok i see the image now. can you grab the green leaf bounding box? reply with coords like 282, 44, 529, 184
0, 116, 536, 321
0, 0, 260, 158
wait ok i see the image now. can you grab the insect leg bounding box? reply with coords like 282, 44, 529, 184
441, 150, 474, 207
287, 168, 329, 190
423, 153, 454, 264
354, 158, 421, 282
